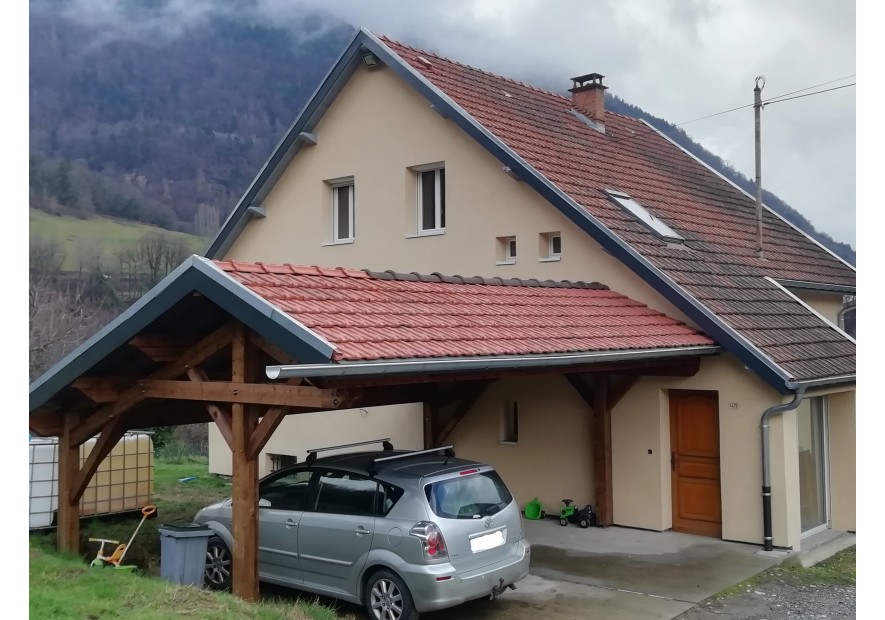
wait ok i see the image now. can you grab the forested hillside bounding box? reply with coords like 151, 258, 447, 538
29, 0, 855, 264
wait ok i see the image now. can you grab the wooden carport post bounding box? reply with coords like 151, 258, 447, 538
230, 323, 260, 601
57, 414, 81, 553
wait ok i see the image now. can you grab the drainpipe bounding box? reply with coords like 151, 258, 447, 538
760, 388, 805, 551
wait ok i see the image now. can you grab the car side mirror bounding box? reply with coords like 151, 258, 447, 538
258, 498, 271, 508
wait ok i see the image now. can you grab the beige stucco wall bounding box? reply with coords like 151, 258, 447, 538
611, 354, 800, 546
447, 374, 595, 515
225, 63, 689, 327
826, 389, 856, 533
208, 404, 423, 478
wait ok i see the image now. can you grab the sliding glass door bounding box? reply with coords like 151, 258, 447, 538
798, 397, 829, 535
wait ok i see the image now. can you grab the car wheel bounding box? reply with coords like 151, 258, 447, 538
204, 536, 232, 591
560, 518, 568, 526
365, 569, 419, 620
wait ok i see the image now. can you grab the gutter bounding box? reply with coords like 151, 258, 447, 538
265, 345, 721, 379
760, 389, 805, 551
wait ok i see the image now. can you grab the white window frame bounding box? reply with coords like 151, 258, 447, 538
417, 167, 445, 235
496, 235, 517, 265
331, 182, 355, 244
539, 232, 562, 261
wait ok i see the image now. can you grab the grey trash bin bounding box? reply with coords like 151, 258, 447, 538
158, 523, 213, 587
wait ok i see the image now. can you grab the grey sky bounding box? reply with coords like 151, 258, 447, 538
48, 0, 857, 248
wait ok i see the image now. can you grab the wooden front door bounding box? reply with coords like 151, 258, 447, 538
669, 390, 722, 537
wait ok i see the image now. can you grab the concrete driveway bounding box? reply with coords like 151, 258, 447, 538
425, 520, 784, 620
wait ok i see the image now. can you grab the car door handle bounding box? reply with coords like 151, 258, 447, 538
284, 519, 298, 528
353, 526, 370, 536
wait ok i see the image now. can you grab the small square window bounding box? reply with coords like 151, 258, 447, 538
332, 183, 354, 242
539, 232, 561, 261
496, 235, 517, 264
417, 167, 445, 233
268, 453, 298, 472
501, 401, 518, 444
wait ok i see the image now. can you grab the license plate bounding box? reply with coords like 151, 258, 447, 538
470, 529, 505, 553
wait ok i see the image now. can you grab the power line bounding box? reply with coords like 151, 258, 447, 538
675, 75, 855, 126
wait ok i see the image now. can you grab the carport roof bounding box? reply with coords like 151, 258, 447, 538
216, 259, 716, 362
29, 256, 717, 412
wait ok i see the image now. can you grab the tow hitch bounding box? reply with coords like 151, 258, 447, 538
489, 578, 517, 600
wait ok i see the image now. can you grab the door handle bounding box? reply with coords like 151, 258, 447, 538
284, 519, 298, 528
353, 526, 370, 536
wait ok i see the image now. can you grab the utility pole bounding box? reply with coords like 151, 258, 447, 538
754, 76, 766, 258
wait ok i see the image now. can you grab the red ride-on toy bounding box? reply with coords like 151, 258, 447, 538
558, 499, 595, 528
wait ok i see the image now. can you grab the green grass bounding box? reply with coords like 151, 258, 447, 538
715, 545, 856, 598
29, 208, 207, 270
29, 457, 349, 619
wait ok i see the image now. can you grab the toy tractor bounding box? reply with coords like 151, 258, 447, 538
559, 499, 595, 528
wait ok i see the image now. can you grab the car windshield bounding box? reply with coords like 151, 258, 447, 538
424, 470, 513, 519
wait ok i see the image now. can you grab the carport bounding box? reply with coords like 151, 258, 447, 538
29, 256, 719, 601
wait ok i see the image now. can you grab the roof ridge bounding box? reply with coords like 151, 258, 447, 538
378, 35, 645, 127
213, 259, 610, 290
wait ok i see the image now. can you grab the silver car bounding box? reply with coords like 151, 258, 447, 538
194, 441, 531, 619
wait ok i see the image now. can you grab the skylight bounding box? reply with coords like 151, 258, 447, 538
605, 190, 683, 242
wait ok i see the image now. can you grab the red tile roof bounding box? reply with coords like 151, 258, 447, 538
214, 261, 715, 362
379, 37, 855, 382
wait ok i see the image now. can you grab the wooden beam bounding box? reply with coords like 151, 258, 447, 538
128, 335, 192, 361
422, 402, 437, 449
70, 416, 128, 504
248, 407, 286, 459
593, 375, 613, 526
248, 332, 298, 367
138, 379, 345, 409
69, 322, 236, 445
188, 368, 235, 449
609, 375, 640, 410
71, 377, 139, 403
435, 381, 491, 446
230, 323, 260, 601
565, 374, 595, 409
57, 414, 81, 554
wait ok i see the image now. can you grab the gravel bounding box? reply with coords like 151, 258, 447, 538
675, 572, 856, 619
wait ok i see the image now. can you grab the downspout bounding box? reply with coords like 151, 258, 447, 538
760, 388, 805, 551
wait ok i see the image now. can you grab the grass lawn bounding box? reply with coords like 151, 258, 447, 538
29, 208, 207, 270
29, 456, 348, 619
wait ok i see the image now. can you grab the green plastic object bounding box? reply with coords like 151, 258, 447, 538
523, 498, 543, 520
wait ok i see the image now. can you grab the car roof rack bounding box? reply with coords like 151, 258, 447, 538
369, 445, 455, 475
305, 438, 394, 465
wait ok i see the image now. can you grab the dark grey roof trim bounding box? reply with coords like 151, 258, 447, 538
29, 256, 335, 412
266, 345, 721, 380
202, 28, 835, 393
773, 279, 856, 294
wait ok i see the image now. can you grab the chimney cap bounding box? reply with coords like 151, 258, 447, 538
570, 73, 608, 93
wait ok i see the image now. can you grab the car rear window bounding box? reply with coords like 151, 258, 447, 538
424, 470, 513, 519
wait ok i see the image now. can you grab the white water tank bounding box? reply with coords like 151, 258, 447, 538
29, 432, 154, 529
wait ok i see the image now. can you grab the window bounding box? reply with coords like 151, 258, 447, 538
376, 482, 405, 516
311, 470, 378, 516
332, 182, 354, 242
501, 401, 518, 444
259, 468, 313, 511
417, 167, 445, 233
424, 471, 513, 519
605, 189, 683, 242
496, 235, 517, 264
540, 232, 561, 261
269, 453, 297, 472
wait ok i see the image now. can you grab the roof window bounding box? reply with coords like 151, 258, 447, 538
604, 190, 683, 242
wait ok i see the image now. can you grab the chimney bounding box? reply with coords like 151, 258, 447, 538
569, 73, 608, 132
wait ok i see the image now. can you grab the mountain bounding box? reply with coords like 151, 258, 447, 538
28, 1, 855, 266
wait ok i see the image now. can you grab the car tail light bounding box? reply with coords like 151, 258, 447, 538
409, 521, 448, 560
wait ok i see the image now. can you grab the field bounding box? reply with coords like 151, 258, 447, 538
29, 208, 208, 271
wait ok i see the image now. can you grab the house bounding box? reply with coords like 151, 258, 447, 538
29, 26, 854, 567
203, 29, 855, 550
